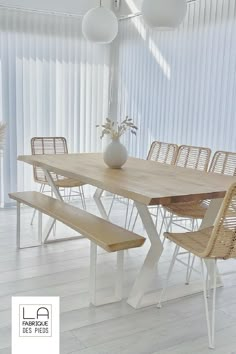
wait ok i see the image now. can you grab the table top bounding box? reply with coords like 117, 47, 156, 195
18, 153, 236, 206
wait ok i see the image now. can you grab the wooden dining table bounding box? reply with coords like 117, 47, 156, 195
18, 153, 236, 309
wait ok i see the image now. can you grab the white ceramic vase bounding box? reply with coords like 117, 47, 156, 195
103, 138, 128, 169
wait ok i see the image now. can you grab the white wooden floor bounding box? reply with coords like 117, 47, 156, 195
0, 195, 236, 353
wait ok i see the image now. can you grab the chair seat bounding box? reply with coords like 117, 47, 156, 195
164, 200, 208, 219
164, 227, 214, 258
39, 178, 85, 188
55, 178, 85, 188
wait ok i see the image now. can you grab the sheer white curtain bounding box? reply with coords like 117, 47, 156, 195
0, 8, 110, 205
112, 0, 236, 159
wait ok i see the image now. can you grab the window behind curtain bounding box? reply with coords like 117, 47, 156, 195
114, 0, 236, 159
0, 8, 111, 205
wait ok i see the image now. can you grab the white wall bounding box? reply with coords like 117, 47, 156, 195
112, 0, 236, 159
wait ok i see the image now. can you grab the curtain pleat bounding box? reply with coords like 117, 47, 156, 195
0, 8, 110, 205
113, 0, 236, 159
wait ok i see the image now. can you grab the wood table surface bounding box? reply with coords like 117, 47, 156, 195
18, 153, 236, 206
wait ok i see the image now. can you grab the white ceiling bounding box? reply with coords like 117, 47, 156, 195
0, 0, 143, 16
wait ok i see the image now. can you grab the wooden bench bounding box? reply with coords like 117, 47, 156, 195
9, 191, 146, 306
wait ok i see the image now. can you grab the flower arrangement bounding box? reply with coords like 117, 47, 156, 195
96, 117, 138, 140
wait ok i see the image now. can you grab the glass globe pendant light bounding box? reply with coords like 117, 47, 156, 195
82, 0, 119, 44
142, 0, 187, 30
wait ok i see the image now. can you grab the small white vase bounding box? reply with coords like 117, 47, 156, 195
103, 138, 128, 169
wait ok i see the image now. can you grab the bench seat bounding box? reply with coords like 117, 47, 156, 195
9, 191, 145, 252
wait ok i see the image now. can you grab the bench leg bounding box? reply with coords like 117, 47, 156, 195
89, 242, 97, 305
89, 243, 125, 307
17, 203, 43, 249
16, 201, 21, 249
115, 251, 124, 300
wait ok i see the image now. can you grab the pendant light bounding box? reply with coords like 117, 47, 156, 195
82, 0, 118, 44
142, 0, 187, 30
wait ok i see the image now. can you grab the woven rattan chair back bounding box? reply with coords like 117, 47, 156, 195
147, 141, 178, 165
209, 151, 236, 176
203, 183, 236, 260
31, 137, 68, 184
175, 145, 211, 171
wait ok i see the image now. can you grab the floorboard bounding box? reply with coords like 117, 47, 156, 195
0, 196, 236, 353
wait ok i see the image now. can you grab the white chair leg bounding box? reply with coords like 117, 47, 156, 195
115, 251, 124, 300
108, 194, 116, 218
89, 242, 97, 306
155, 206, 159, 228
80, 186, 86, 210
159, 208, 167, 237
124, 200, 130, 228
38, 211, 42, 244
127, 203, 135, 230
131, 210, 139, 232
211, 260, 217, 348
53, 220, 57, 237
185, 254, 196, 285
162, 213, 173, 246
206, 270, 211, 298
185, 219, 199, 284
185, 253, 191, 284
158, 245, 180, 308
68, 188, 72, 201
16, 201, 21, 249
200, 258, 217, 349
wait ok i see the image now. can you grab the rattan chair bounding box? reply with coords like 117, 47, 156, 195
30, 137, 86, 224
160, 145, 211, 236
158, 182, 236, 349
174, 144, 211, 170
162, 151, 236, 284
146, 141, 178, 164
164, 151, 236, 226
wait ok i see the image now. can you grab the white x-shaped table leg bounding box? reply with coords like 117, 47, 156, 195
127, 198, 223, 309
127, 202, 163, 308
